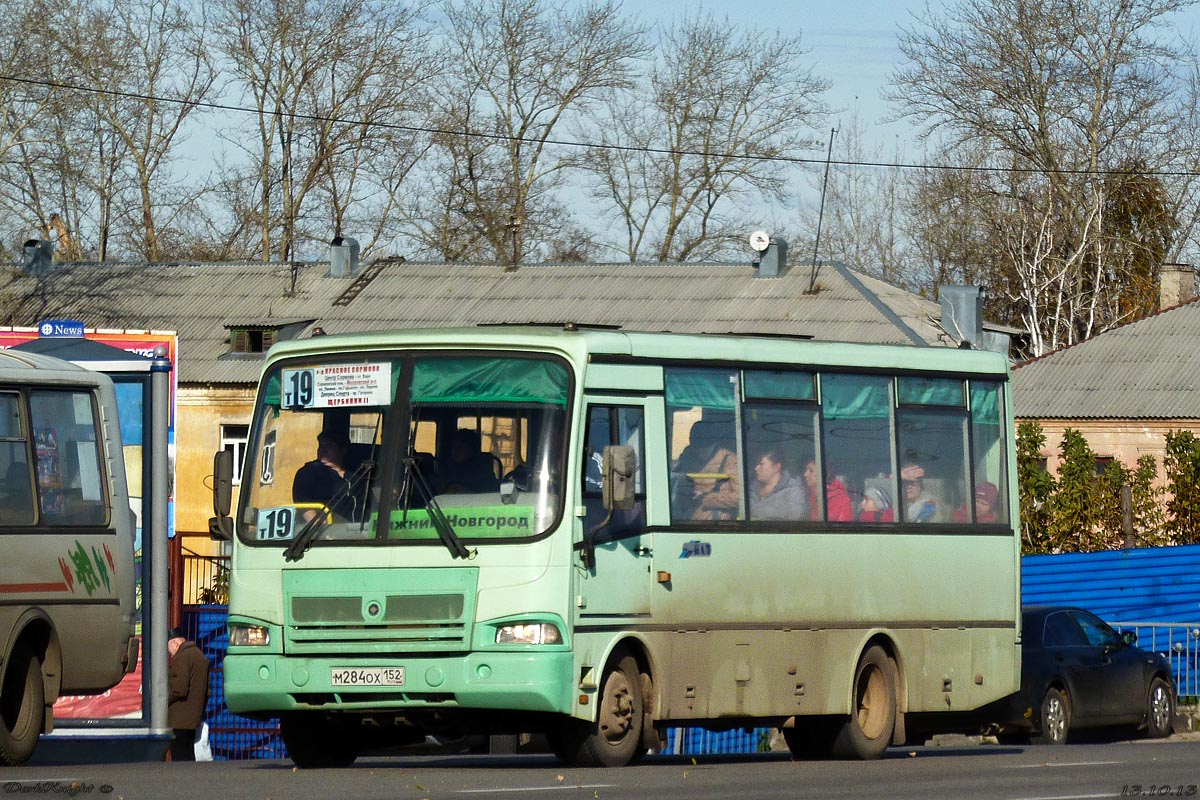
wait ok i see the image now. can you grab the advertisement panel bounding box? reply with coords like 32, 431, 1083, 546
0, 326, 177, 724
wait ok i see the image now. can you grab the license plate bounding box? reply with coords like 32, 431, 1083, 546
330, 667, 405, 687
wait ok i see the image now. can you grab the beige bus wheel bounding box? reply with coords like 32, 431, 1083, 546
552, 651, 643, 767
781, 717, 839, 759
0, 643, 44, 767
831, 645, 896, 760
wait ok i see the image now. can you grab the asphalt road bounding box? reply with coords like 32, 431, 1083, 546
4, 737, 1199, 800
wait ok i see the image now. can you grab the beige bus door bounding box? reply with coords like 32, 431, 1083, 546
574, 398, 654, 620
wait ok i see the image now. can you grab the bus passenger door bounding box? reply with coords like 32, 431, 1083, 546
576, 399, 653, 619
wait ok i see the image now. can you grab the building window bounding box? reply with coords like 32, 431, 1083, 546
221, 424, 250, 485
1094, 456, 1114, 476
229, 328, 277, 354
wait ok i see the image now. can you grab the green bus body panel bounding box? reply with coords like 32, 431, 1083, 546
582, 363, 663, 392
228, 327, 1019, 732
224, 649, 574, 716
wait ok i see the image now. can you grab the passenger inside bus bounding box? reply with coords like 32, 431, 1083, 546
292, 430, 370, 522
750, 448, 808, 521
858, 485, 894, 522
435, 428, 500, 495
0, 461, 34, 524
954, 480, 999, 523
675, 420, 739, 521
804, 459, 854, 522
900, 462, 944, 522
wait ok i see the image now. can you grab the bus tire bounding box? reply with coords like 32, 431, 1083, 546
781, 717, 839, 759
831, 645, 896, 760
0, 642, 45, 767
280, 715, 357, 768
552, 651, 643, 767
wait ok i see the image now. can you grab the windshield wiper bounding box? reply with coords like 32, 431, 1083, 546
283, 460, 374, 562
402, 455, 474, 560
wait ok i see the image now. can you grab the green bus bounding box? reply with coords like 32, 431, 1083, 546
212, 326, 1020, 767
0, 350, 139, 766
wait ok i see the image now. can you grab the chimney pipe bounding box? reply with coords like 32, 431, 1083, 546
329, 235, 360, 278
1159, 263, 1196, 309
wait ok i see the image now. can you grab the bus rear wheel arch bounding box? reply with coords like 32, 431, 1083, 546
551, 648, 645, 767
0, 641, 45, 767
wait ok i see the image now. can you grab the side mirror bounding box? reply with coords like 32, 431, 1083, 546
602, 445, 637, 511
1121, 630, 1138, 646
209, 450, 234, 541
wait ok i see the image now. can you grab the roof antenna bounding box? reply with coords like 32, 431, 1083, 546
806, 127, 838, 295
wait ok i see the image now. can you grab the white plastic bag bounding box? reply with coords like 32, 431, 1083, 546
195, 721, 213, 762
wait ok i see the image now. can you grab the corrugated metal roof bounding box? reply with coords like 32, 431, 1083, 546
1023, 544, 1200, 622
1012, 297, 1200, 419
1, 259, 952, 385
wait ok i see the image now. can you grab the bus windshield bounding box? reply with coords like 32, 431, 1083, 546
239, 352, 571, 549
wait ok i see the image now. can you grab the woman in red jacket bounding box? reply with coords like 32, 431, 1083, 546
804, 460, 854, 522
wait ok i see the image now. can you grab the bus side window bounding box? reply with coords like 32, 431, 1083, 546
0, 393, 35, 526
30, 390, 109, 527
0, 458, 35, 525
582, 405, 645, 538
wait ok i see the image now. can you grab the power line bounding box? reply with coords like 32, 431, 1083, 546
4, 72, 1200, 179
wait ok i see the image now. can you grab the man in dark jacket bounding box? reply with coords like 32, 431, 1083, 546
167, 627, 209, 761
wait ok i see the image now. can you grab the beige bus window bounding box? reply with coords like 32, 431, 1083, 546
30, 390, 108, 527
0, 392, 34, 526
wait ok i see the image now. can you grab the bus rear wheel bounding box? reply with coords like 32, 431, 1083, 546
781, 717, 839, 759
280, 715, 358, 768
551, 651, 643, 767
0, 642, 45, 767
831, 645, 896, 760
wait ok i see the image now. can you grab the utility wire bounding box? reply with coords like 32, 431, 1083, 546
4, 72, 1200, 179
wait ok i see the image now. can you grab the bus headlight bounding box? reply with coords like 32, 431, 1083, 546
495, 623, 562, 645
229, 624, 271, 646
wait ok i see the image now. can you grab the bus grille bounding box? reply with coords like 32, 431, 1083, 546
282, 568, 477, 654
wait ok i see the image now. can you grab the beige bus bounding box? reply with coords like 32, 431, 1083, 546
0, 349, 138, 765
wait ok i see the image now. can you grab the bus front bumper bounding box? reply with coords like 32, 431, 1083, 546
223, 650, 574, 716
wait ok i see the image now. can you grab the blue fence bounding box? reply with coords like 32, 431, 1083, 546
1023, 543, 1200, 620
664, 727, 772, 755
180, 605, 284, 760
1023, 543, 1200, 702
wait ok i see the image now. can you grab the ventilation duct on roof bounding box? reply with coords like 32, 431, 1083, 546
22, 238, 53, 276
938, 284, 1009, 354
329, 235, 360, 277
753, 236, 787, 278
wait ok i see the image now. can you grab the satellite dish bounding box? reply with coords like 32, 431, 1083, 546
749, 230, 771, 252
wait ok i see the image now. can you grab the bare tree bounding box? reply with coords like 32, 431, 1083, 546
55, 0, 216, 261
216, 0, 434, 262
892, 0, 1196, 356
0, 0, 96, 256
579, 14, 828, 263
404, 0, 644, 265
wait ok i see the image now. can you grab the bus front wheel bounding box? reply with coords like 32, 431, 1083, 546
280, 715, 358, 768
551, 651, 643, 767
831, 645, 896, 760
0, 642, 45, 767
